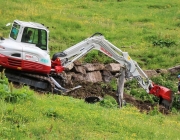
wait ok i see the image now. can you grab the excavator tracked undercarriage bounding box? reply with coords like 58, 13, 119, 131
0, 67, 82, 94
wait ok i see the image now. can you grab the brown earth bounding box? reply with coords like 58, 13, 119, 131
64, 81, 170, 115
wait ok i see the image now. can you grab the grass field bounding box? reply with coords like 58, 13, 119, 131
1, 0, 180, 69
1, 0, 180, 139
1, 90, 180, 140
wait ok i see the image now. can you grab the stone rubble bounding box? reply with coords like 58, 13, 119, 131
64, 61, 179, 83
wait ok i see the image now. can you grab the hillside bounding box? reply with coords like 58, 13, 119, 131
0, 0, 180, 139
1, 78, 180, 140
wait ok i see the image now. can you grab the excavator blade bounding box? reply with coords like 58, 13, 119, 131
53, 85, 82, 95
149, 84, 173, 109
64, 85, 82, 93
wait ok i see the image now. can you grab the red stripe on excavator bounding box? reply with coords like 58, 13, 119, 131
0, 54, 51, 74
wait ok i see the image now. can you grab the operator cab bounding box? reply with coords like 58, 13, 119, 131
9, 20, 49, 53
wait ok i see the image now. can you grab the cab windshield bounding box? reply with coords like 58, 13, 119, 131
21, 27, 47, 50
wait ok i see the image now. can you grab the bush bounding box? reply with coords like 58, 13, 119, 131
148, 106, 161, 116
152, 39, 176, 47
172, 95, 180, 109
84, 50, 113, 64
130, 88, 157, 103
0, 70, 34, 103
99, 95, 118, 108
5, 85, 34, 103
44, 108, 59, 118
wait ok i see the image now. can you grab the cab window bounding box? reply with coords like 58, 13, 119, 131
21, 27, 47, 50
10, 22, 20, 40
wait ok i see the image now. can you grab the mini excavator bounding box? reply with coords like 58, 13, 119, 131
0, 20, 173, 109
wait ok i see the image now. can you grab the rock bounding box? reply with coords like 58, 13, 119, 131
143, 70, 159, 77
64, 62, 180, 84
65, 63, 74, 71
105, 63, 121, 72
73, 60, 82, 66
168, 65, 180, 74
102, 70, 113, 82
72, 73, 85, 81
85, 71, 102, 82
74, 66, 86, 74
65, 72, 75, 85
83, 63, 105, 71
156, 69, 168, 74
72, 71, 102, 83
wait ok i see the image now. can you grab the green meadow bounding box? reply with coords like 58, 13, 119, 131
0, 75, 180, 140
1, 0, 180, 69
0, 0, 180, 139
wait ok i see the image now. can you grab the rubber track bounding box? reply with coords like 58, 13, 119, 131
22, 73, 55, 92
0, 67, 55, 93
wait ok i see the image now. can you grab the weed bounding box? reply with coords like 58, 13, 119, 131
0, 71, 34, 103
172, 95, 180, 109
44, 108, 59, 118
148, 105, 161, 116
99, 95, 117, 108
84, 50, 113, 64
109, 78, 117, 91
153, 39, 176, 47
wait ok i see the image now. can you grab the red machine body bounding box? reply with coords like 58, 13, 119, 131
149, 84, 172, 102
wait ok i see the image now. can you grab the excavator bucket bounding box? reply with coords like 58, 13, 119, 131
149, 84, 173, 109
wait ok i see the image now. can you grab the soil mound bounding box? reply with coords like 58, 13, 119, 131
65, 81, 170, 115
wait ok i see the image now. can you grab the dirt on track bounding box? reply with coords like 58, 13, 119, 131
64, 81, 170, 115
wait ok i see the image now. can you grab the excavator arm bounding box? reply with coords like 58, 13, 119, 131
52, 33, 172, 109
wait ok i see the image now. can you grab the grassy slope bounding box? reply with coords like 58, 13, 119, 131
0, 0, 180, 139
1, 93, 180, 140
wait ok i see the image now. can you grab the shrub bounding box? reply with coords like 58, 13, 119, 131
44, 108, 59, 118
99, 95, 118, 108
109, 78, 117, 91
130, 88, 157, 103
148, 106, 161, 116
0, 70, 34, 103
5, 85, 34, 103
153, 39, 176, 47
84, 50, 113, 64
172, 95, 180, 109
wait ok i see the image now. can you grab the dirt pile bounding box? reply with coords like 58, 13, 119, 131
65, 81, 170, 115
